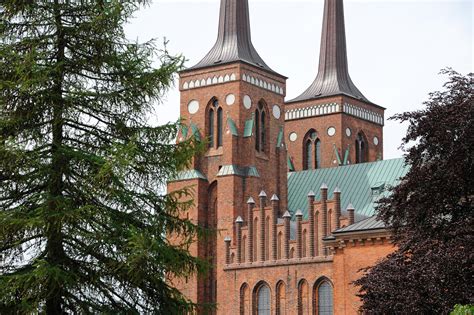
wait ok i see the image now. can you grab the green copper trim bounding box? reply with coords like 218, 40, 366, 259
276, 126, 284, 148
217, 165, 260, 178
243, 115, 254, 138
227, 118, 239, 136
169, 169, 207, 182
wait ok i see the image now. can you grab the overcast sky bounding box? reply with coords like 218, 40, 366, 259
126, 0, 472, 159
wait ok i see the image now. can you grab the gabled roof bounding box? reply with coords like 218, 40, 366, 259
184, 0, 282, 78
287, 158, 409, 219
288, 0, 370, 103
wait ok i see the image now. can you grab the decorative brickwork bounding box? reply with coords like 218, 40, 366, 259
167, 0, 400, 313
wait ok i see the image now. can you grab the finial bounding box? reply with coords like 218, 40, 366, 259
320, 183, 328, 190
271, 194, 279, 201
347, 203, 355, 210
247, 197, 255, 204
295, 209, 303, 217
283, 211, 292, 218
235, 216, 244, 223
259, 190, 267, 198
224, 236, 231, 242
307, 190, 316, 197
334, 187, 341, 193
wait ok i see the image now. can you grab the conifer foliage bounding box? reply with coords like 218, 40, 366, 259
0, 1, 204, 313
356, 70, 474, 313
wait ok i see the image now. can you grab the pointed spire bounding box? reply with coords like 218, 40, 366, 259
187, 0, 279, 76
289, 0, 369, 103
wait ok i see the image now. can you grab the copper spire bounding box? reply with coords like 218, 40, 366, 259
187, 0, 279, 76
289, 0, 369, 103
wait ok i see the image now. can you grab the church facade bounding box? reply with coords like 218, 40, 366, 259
168, 0, 407, 314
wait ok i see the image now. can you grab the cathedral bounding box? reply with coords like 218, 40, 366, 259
168, 0, 407, 313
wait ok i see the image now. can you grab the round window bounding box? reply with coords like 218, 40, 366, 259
327, 127, 336, 137
187, 100, 199, 114
243, 95, 252, 109
226, 94, 235, 106
346, 128, 352, 137
374, 136, 379, 146
289, 132, 298, 142
272, 105, 281, 119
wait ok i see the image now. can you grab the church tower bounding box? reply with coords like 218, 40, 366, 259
285, 0, 384, 171
168, 0, 287, 310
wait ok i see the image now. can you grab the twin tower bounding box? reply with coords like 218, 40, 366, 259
168, 0, 385, 309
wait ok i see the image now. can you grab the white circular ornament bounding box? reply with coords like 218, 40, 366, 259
226, 94, 235, 106
289, 132, 298, 142
374, 136, 379, 146
272, 105, 281, 119
346, 128, 352, 137
187, 100, 199, 115
327, 127, 336, 137
243, 95, 252, 109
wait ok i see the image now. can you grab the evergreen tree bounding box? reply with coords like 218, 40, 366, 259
0, 1, 205, 313
355, 70, 473, 313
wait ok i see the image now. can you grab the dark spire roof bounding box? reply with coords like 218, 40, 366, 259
186, 0, 280, 76
289, 0, 369, 103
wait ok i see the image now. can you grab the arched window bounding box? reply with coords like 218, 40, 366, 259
240, 283, 250, 315
217, 107, 223, 147
208, 98, 223, 149
305, 140, 312, 170
355, 132, 367, 164
313, 280, 334, 315
256, 283, 271, 315
298, 279, 309, 315
255, 102, 267, 153
208, 109, 214, 148
276, 281, 286, 315
303, 130, 322, 170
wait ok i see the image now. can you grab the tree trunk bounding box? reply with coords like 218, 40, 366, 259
46, 2, 67, 313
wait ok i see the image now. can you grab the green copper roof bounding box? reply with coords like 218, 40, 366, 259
227, 118, 239, 136
243, 116, 254, 138
170, 169, 207, 182
287, 158, 409, 219
217, 165, 260, 178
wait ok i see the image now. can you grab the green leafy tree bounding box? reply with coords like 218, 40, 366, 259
0, 1, 205, 313
355, 70, 473, 313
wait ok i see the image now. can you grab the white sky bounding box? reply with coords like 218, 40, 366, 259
126, 0, 473, 159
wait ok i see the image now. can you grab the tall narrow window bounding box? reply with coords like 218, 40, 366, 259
256, 283, 271, 315
315, 139, 321, 169
255, 110, 260, 151
208, 98, 222, 149
355, 132, 367, 164
317, 281, 334, 315
217, 107, 223, 147
209, 109, 214, 148
260, 111, 266, 152
303, 130, 321, 170
255, 102, 267, 153
305, 140, 312, 170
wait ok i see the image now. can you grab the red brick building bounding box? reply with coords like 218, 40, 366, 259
168, 0, 407, 314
